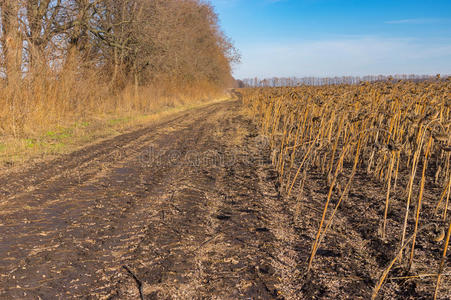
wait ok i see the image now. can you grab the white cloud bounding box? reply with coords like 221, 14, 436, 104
209, 0, 284, 7
385, 18, 449, 24
234, 36, 451, 78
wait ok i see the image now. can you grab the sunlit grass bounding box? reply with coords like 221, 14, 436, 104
0, 97, 228, 166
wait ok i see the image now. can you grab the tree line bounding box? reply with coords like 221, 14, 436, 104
238, 74, 448, 87
0, 0, 239, 91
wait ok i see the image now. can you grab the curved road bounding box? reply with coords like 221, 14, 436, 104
0, 100, 295, 299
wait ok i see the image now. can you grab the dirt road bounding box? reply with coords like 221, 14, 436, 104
3, 98, 448, 299
0, 100, 296, 299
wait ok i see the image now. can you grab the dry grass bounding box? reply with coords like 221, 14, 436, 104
0, 60, 228, 166
240, 79, 451, 299
0, 96, 228, 167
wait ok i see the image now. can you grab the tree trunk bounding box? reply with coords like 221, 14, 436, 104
1, 2, 22, 84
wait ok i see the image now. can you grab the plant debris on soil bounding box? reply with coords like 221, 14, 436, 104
0, 99, 449, 299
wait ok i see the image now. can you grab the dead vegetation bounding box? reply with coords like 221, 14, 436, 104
0, 0, 238, 160
240, 79, 451, 299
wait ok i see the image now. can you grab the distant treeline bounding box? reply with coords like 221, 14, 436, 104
238, 74, 449, 87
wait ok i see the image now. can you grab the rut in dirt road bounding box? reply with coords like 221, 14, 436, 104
0, 100, 297, 299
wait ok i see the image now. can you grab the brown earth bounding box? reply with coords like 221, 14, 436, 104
0, 99, 449, 299
0, 100, 290, 299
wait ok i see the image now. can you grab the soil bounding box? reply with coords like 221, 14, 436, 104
0, 99, 449, 299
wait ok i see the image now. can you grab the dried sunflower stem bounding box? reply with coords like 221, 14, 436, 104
287, 130, 322, 198
372, 223, 434, 300
409, 136, 433, 270
313, 139, 361, 266
382, 151, 396, 239
307, 142, 351, 272
434, 220, 451, 300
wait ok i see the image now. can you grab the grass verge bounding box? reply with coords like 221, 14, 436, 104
0, 96, 229, 169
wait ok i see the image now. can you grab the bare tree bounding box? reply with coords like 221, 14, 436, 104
1, 1, 23, 83
0, 0, 239, 90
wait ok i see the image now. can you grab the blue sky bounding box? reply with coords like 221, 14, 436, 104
209, 0, 451, 79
